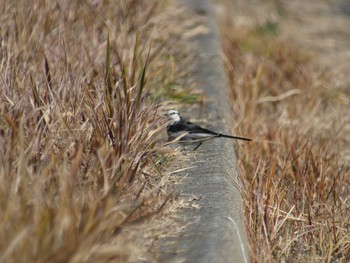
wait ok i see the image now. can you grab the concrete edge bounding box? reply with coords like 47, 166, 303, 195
160, 0, 249, 262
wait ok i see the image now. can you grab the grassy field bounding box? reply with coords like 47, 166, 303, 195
0, 0, 194, 262
218, 4, 350, 262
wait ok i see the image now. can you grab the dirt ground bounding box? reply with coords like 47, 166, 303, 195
216, 0, 350, 87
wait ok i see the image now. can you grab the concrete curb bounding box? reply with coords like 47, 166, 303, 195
161, 0, 249, 262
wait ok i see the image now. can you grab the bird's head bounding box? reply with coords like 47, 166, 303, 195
165, 110, 181, 123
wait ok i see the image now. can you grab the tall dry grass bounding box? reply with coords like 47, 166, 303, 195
0, 0, 190, 262
218, 11, 350, 263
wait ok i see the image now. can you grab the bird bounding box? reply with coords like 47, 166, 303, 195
165, 110, 252, 150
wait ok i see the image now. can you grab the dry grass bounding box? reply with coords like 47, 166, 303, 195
218, 8, 350, 263
0, 0, 193, 262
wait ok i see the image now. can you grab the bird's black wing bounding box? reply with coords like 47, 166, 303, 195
180, 119, 218, 135
167, 118, 216, 134
167, 118, 252, 141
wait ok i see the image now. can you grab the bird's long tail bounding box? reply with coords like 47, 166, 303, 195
216, 133, 252, 141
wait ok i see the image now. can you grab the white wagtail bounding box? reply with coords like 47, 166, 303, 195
165, 110, 252, 150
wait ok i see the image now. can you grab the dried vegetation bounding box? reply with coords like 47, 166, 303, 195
218, 7, 350, 263
0, 0, 193, 262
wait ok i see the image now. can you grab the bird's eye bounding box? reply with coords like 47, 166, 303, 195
167, 111, 178, 116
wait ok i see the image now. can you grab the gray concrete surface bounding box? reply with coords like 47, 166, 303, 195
160, 0, 249, 262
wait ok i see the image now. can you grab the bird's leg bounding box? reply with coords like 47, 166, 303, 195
193, 142, 202, 151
